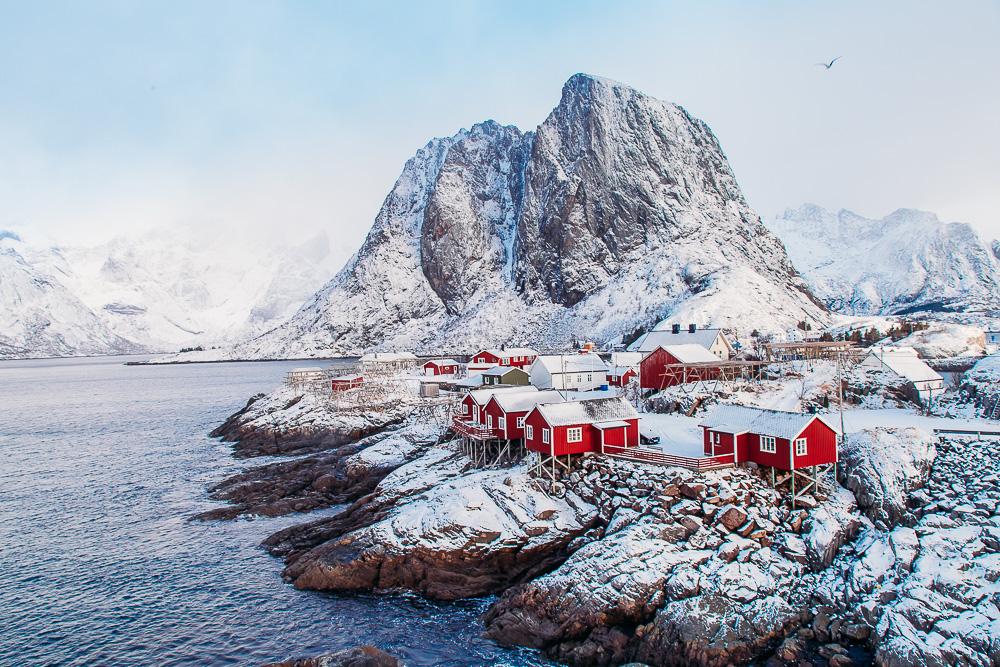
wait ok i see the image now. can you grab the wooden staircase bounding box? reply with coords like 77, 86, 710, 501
985, 395, 1000, 421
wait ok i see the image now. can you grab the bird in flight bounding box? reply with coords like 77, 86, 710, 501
816, 56, 841, 70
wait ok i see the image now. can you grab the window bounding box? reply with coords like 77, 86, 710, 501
464, 403, 470, 415
795, 438, 807, 456
516, 416, 525, 428
487, 415, 493, 429
526, 425, 534, 439
760, 436, 776, 453
542, 428, 551, 444
586, 374, 592, 382
576, 374, 583, 383
567, 427, 583, 443
473, 406, 479, 422
712, 432, 721, 444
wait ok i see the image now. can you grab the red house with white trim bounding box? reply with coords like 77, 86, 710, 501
467, 347, 538, 373
330, 374, 363, 392
481, 390, 567, 440
458, 386, 537, 424
523, 396, 640, 457
607, 366, 637, 387
423, 359, 460, 376
639, 344, 722, 390
699, 405, 839, 471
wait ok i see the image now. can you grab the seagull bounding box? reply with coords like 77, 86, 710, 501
816, 56, 841, 70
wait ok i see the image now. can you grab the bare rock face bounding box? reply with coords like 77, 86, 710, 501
234, 74, 826, 359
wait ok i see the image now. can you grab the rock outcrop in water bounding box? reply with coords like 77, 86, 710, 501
262, 645, 401, 667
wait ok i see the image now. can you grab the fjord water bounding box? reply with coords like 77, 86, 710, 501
0, 357, 544, 667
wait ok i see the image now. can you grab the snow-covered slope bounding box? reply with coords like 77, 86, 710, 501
233, 74, 826, 359
767, 205, 1000, 318
0, 228, 343, 358
0, 234, 142, 358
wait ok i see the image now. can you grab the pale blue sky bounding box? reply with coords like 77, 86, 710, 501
2, 1, 998, 247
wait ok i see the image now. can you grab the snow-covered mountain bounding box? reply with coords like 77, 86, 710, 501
0, 228, 343, 359
233, 74, 827, 359
767, 205, 1000, 318
0, 233, 142, 358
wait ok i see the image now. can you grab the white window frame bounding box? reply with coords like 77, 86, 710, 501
516, 416, 525, 428
526, 424, 534, 439
464, 402, 470, 415
473, 405, 480, 422
542, 428, 551, 444
794, 438, 807, 456
760, 435, 776, 454
567, 427, 583, 443
487, 415, 493, 429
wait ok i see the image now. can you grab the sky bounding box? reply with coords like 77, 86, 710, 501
1, 0, 998, 250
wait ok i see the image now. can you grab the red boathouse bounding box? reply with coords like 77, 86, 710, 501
639, 344, 722, 390
523, 396, 640, 458
330, 374, 364, 392
467, 347, 539, 372
423, 359, 460, 376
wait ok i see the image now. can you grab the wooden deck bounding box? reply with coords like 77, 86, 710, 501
603, 444, 735, 471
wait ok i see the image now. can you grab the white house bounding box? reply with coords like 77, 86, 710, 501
628, 324, 734, 359
529, 352, 609, 391
860, 346, 944, 405
986, 329, 1000, 354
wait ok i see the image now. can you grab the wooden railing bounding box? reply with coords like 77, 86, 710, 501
603, 445, 735, 471
451, 416, 495, 440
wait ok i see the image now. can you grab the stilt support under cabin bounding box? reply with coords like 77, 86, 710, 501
527, 452, 578, 497
459, 436, 526, 468
766, 463, 836, 508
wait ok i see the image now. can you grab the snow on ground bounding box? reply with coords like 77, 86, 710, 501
889, 322, 986, 359
640, 413, 705, 457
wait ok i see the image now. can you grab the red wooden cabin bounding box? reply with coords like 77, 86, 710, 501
467, 347, 539, 372
699, 405, 839, 470
481, 390, 566, 440
423, 359, 460, 376
523, 396, 640, 456
457, 386, 537, 424
330, 374, 363, 392
607, 366, 637, 387
639, 344, 722, 390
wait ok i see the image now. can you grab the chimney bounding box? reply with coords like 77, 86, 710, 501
689, 323, 697, 333
671, 324, 680, 334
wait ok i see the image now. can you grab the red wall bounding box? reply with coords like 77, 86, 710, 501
609, 368, 636, 387
423, 362, 457, 375
472, 351, 536, 369
482, 397, 506, 437
702, 429, 736, 457
790, 419, 838, 468
640, 348, 722, 390
459, 395, 474, 419
525, 410, 639, 455
702, 419, 836, 469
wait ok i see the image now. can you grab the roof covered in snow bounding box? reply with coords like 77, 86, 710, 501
610, 351, 643, 368
658, 343, 719, 364
700, 404, 840, 440
533, 352, 608, 374
482, 365, 529, 377
468, 385, 537, 406
534, 396, 639, 427
628, 328, 728, 353
424, 358, 459, 366
289, 366, 324, 373
864, 347, 942, 384
492, 390, 567, 413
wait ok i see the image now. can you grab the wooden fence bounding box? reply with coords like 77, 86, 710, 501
603, 445, 735, 471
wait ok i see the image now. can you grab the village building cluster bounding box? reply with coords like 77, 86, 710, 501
282, 322, 959, 506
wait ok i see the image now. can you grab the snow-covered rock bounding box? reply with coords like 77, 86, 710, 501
767, 204, 1000, 319
231, 74, 826, 359
838, 427, 937, 528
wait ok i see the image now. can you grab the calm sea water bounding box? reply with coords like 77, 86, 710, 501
0, 356, 546, 667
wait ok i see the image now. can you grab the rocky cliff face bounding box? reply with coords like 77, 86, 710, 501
767, 204, 1000, 319
235, 74, 825, 359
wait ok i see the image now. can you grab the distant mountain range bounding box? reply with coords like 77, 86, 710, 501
0, 229, 342, 359
767, 205, 1000, 319
5, 77, 998, 361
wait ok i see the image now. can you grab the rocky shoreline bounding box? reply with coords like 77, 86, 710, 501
208, 388, 999, 667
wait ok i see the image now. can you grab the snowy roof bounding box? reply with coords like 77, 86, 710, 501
492, 390, 567, 413
424, 358, 459, 366
534, 396, 639, 427
468, 385, 537, 406
453, 374, 484, 387
610, 351, 643, 368
289, 367, 324, 373
865, 347, 942, 384
533, 353, 608, 374
360, 352, 418, 362
330, 373, 362, 381
482, 365, 528, 377
608, 365, 636, 376
475, 347, 538, 358
658, 344, 718, 364
628, 328, 729, 353
700, 404, 840, 440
